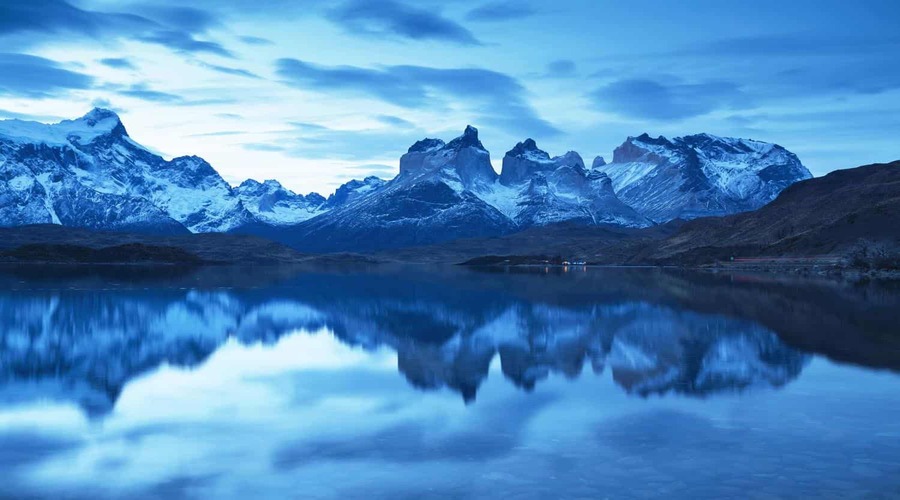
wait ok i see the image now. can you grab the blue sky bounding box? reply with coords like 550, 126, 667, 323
0, 0, 898, 195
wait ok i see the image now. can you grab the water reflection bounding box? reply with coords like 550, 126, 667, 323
1, 265, 900, 498
0, 266, 839, 416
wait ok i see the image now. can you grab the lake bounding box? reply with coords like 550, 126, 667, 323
1, 265, 899, 499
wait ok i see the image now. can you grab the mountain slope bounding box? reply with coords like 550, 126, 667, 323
490, 139, 649, 228
322, 175, 387, 209
597, 133, 812, 222
0, 110, 817, 252
0, 109, 253, 234
274, 130, 652, 253
279, 127, 517, 253
235, 179, 326, 225
642, 160, 900, 264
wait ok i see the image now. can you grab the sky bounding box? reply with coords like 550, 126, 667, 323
0, 0, 898, 196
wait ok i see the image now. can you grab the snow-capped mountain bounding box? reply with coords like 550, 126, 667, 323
0, 109, 253, 233
596, 133, 812, 222
491, 139, 650, 227
235, 178, 326, 225
322, 175, 386, 209
283, 126, 517, 252
0, 110, 814, 250
281, 128, 651, 252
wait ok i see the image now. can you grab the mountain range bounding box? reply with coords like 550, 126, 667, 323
0, 109, 813, 252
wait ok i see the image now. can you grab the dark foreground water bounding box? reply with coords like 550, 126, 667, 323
1, 265, 899, 499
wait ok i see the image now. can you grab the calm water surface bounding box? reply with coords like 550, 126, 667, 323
1, 265, 899, 499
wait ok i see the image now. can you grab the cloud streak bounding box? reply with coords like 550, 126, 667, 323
0, 53, 93, 98
196, 62, 260, 79
466, 1, 536, 22
276, 59, 560, 136
0, 0, 233, 58
327, 0, 480, 45
99, 57, 136, 70
591, 78, 746, 120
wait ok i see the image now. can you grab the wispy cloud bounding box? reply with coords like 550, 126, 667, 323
276, 59, 560, 136
0, 0, 233, 58
196, 62, 261, 79
326, 0, 480, 45
136, 30, 233, 58
239, 35, 273, 45
374, 114, 415, 128
0, 53, 93, 98
242, 143, 286, 152
99, 57, 136, 70
117, 84, 184, 103
591, 78, 747, 120
545, 59, 576, 78
466, 1, 536, 22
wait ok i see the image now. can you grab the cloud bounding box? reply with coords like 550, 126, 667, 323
375, 114, 415, 128
117, 84, 183, 103
196, 62, 260, 79
133, 5, 221, 32
99, 57, 136, 70
466, 1, 536, 22
0, 108, 64, 121
546, 59, 576, 77
591, 78, 746, 120
0, 53, 94, 98
326, 0, 480, 45
189, 130, 246, 137
603, 33, 900, 102
136, 30, 233, 58
285, 127, 421, 161
0, 1, 233, 58
0, 0, 150, 37
90, 97, 113, 108
239, 35, 273, 45
686, 33, 900, 58
289, 122, 330, 132
242, 143, 286, 152
276, 59, 560, 136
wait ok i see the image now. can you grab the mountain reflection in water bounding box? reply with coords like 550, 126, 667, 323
3, 265, 900, 498
1, 265, 897, 417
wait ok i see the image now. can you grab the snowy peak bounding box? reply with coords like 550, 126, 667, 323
236, 178, 326, 226
492, 138, 649, 228
64, 107, 127, 141
445, 125, 485, 151
612, 134, 673, 164
399, 126, 497, 190
79, 108, 122, 127
0, 107, 127, 147
507, 138, 550, 161
408, 138, 445, 153
0, 109, 253, 234
592, 156, 607, 169
555, 151, 586, 170
324, 176, 386, 209
500, 139, 554, 186
598, 132, 812, 221
500, 140, 586, 187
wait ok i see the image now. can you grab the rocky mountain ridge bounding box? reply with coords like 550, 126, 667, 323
0, 109, 813, 252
